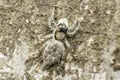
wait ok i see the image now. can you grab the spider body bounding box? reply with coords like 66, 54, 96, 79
42, 15, 79, 75
42, 40, 65, 72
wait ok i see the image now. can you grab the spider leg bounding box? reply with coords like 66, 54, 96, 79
48, 8, 57, 31
40, 33, 53, 44
67, 27, 79, 37
62, 51, 66, 62
64, 39, 71, 48
67, 17, 80, 37
42, 39, 51, 50
44, 34, 53, 40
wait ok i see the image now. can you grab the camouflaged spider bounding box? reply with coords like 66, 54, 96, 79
42, 13, 79, 75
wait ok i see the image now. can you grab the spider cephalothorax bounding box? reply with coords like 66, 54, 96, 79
53, 18, 79, 41
41, 12, 80, 75
55, 31, 66, 41
54, 23, 68, 41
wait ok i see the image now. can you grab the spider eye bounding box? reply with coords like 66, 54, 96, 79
60, 27, 68, 33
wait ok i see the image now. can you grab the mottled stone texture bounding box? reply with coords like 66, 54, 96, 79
0, 0, 120, 80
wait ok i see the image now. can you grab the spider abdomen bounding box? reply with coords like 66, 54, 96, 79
43, 40, 65, 70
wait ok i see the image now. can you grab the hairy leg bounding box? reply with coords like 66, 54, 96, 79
48, 8, 57, 30
64, 39, 71, 48
67, 19, 80, 37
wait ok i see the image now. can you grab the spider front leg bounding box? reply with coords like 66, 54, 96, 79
67, 19, 80, 37
48, 8, 57, 31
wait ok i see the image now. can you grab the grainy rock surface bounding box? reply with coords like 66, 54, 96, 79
0, 0, 120, 80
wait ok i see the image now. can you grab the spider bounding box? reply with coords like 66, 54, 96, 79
41, 14, 80, 75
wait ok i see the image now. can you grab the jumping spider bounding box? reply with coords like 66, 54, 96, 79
42, 15, 79, 75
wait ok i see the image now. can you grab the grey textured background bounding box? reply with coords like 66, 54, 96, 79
0, 0, 120, 80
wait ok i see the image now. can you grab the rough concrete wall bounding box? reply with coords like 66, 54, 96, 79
0, 0, 120, 80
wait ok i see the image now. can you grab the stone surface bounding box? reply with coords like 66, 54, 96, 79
0, 0, 120, 80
